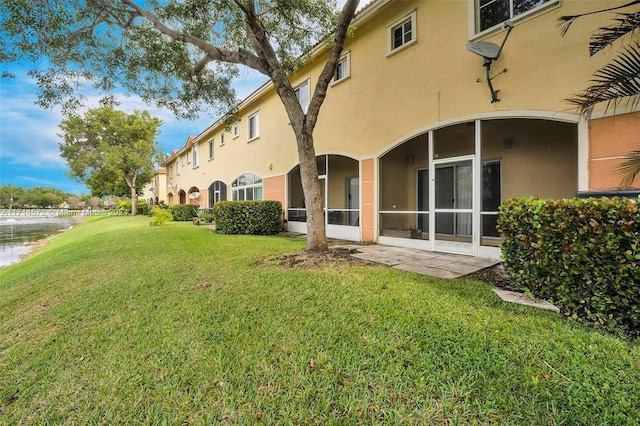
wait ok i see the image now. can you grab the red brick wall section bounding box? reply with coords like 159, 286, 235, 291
263, 175, 286, 205
589, 112, 640, 189
361, 158, 375, 242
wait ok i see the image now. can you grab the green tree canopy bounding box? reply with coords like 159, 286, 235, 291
0, 0, 360, 251
58, 107, 162, 215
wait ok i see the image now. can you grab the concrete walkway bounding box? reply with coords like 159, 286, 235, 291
337, 244, 501, 279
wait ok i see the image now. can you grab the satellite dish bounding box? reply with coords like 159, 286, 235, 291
189, 192, 200, 199
465, 41, 501, 60
464, 21, 514, 103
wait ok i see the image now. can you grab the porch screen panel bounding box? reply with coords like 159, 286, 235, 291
456, 163, 472, 236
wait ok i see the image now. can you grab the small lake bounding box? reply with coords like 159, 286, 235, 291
0, 217, 77, 267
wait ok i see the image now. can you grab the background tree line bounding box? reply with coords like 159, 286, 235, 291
0, 185, 105, 209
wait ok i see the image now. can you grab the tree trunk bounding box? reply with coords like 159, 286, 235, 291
296, 128, 327, 252
130, 184, 138, 216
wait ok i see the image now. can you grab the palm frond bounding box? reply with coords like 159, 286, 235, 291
557, 0, 640, 37
615, 151, 640, 187
590, 11, 640, 56
566, 42, 640, 116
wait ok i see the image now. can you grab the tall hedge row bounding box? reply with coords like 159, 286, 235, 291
169, 204, 197, 221
497, 197, 639, 334
213, 200, 283, 235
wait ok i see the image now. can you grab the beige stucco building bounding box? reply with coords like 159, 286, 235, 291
163, 0, 640, 259
141, 167, 167, 206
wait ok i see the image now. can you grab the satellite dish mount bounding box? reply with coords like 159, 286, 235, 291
465, 21, 514, 103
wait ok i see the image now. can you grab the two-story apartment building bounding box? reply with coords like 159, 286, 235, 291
141, 167, 168, 206
163, 0, 640, 259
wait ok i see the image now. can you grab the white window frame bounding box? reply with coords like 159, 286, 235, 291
220, 133, 225, 146
231, 173, 263, 201
469, 0, 560, 38
248, 111, 260, 141
387, 9, 417, 56
186, 152, 191, 164
209, 140, 214, 159
176, 160, 180, 175
192, 145, 199, 168
232, 123, 239, 139
332, 51, 351, 85
294, 79, 310, 114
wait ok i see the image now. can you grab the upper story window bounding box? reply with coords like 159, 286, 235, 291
333, 52, 351, 84
387, 10, 417, 55
248, 111, 260, 141
220, 133, 225, 146
192, 145, 199, 168
294, 80, 310, 114
475, 0, 555, 33
176, 160, 180, 175
232, 123, 239, 139
209, 140, 214, 159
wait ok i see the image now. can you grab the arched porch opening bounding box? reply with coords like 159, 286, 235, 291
188, 186, 201, 206
231, 173, 263, 201
208, 181, 228, 208
379, 118, 578, 258
287, 154, 360, 241
178, 190, 186, 205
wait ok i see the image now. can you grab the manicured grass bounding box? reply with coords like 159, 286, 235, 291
1, 216, 639, 424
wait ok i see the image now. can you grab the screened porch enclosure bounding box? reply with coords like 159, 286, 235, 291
379, 118, 577, 257
287, 155, 360, 241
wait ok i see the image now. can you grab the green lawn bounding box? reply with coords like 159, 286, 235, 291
1, 216, 638, 424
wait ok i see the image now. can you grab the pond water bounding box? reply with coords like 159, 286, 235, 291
0, 217, 77, 267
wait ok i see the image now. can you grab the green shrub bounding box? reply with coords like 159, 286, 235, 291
117, 199, 132, 214
137, 199, 149, 215
169, 204, 197, 221
147, 204, 169, 216
497, 197, 639, 335
149, 206, 173, 226
213, 200, 282, 235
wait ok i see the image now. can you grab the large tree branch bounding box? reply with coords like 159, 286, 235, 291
119, 0, 269, 75
306, 0, 359, 130
235, 0, 308, 133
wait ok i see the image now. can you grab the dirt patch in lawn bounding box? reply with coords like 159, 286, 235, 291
258, 247, 377, 269
467, 264, 522, 292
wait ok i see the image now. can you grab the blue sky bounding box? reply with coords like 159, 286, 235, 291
0, 63, 267, 195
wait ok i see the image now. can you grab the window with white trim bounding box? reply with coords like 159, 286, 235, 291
231, 173, 263, 201
294, 80, 310, 114
209, 140, 214, 159
333, 52, 350, 84
192, 145, 199, 168
232, 123, 239, 139
248, 111, 260, 141
186, 152, 191, 164
220, 133, 225, 146
475, 0, 555, 33
387, 10, 417, 54
176, 160, 180, 175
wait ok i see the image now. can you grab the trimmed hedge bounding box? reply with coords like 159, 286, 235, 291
497, 197, 639, 335
213, 200, 283, 235
169, 204, 197, 221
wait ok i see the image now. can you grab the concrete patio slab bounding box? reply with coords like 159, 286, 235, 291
493, 289, 560, 313
338, 244, 501, 279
